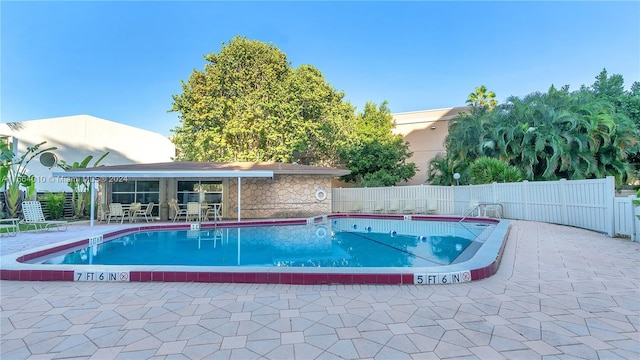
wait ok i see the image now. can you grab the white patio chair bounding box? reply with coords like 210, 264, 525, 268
186, 202, 201, 222
132, 202, 154, 223
350, 199, 362, 213
169, 199, 187, 222
402, 199, 416, 214
388, 199, 400, 214
372, 200, 385, 213
426, 198, 438, 214
107, 203, 128, 224
99, 203, 110, 223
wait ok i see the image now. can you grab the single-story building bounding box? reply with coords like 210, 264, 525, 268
52, 161, 350, 222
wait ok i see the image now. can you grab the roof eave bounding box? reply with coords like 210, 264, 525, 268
51, 170, 275, 179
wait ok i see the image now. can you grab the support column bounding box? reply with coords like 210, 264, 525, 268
237, 177, 241, 221
90, 177, 96, 227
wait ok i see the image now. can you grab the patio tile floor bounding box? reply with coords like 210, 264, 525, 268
1, 220, 639, 359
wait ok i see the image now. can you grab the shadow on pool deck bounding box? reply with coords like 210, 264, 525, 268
1, 220, 638, 359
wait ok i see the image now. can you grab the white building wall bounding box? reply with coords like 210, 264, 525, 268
0, 115, 175, 192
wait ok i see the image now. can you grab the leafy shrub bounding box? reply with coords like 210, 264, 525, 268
468, 157, 522, 185
40, 192, 66, 220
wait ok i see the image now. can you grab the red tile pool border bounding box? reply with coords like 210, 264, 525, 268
1, 214, 509, 285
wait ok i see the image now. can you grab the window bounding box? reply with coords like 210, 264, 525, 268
111, 180, 160, 214
177, 180, 223, 205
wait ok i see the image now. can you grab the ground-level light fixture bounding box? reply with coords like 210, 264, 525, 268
453, 172, 460, 186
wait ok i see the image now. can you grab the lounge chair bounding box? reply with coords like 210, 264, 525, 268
0, 218, 19, 236
21, 201, 68, 232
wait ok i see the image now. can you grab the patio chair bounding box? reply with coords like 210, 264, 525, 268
426, 198, 438, 214
388, 199, 400, 214
186, 202, 201, 222
132, 202, 154, 223
466, 199, 480, 217
204, 202, 222, 221
98, 203, 111, 223
169, 199, 187, 222
127, 203, 142, 222
402, 199, 416, 214
107, 203, 128, 224
372, 200, 385, 213
350, 199, 362, 213
21, 201, 68, 232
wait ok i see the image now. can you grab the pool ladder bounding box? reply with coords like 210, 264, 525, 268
458, 205, 481, 223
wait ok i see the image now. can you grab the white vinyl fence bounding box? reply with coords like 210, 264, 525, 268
332, 176, 640, 240
614, 196, 640, 241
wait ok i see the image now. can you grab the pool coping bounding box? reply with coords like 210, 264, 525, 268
0, 214, 510, 285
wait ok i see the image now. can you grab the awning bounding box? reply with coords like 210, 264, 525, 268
51, 170, 274, 179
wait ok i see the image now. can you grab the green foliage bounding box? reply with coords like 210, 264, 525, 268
466, 85, 498, 113
468, 157, 522, 184
58, 152, 109, 218
340, 102, 417, 186
427, 153, 466, 186
431, 71, 640, 185
0, 141, 56, 218
171, 36, 355, 166
39, 192, 66, 220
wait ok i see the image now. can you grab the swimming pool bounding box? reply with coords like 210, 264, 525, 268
1, 214, 510, 285
38, 218, 487, 268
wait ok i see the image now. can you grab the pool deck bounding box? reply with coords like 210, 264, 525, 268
1, 220, 639, 359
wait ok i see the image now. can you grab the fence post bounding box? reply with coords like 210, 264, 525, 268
450, 185, 458, 215
491, 182, 497, 203
604, 176, 615, 237
631, 195, 639, 242
523, 180, 530, 220
559, 179, 568, 225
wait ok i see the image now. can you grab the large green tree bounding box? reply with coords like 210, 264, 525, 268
340, 102, 417, 187
171, 36, 354, 166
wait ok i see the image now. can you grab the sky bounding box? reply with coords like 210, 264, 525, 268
2, 1, 639, 137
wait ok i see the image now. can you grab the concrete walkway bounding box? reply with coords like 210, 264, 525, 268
1, 220, 638, 359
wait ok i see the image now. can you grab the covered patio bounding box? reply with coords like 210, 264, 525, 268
52, 162, 350, 226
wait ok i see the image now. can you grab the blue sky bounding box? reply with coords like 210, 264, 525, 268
2, 1, 639, 137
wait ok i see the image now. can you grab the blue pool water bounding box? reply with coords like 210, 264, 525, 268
41, 219, 493, 268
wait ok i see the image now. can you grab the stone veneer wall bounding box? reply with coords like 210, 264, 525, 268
227, 175, 332, 219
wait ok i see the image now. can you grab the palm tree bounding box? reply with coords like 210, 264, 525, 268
432, 78, 639, 185
427, 153, 462, 186
466, 85, 498, 111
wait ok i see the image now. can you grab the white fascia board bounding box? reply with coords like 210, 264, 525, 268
51, 170, 274, 179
